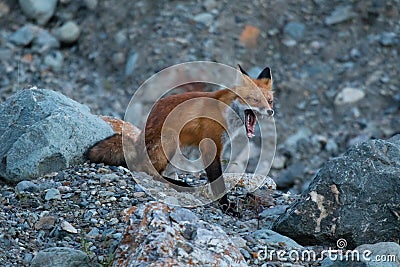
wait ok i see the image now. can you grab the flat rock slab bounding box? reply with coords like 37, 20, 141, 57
0, 88, 114, 183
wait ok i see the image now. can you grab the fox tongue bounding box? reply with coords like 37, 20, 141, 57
245, 110, 256, 138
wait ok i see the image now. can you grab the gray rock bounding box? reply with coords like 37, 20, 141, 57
259, 205, 289, 218
325, 139, 339, 154
30, 247, 91, 267
18, 0, 58, 25
283, 21, 306, 40
54, 21, 81, 43
272, 135, 400, 249
276, 162, 305, 189
33, 28, 60, 52
113, 202, 248, 266
325, 5, 356, 25
9, 25, 59, 51
124, 52, 138, 77
380, 32, 397, 46
0, 88, 114, 183
44, 50, 64, 71
15, 180, 40, 194
193, 13, 213, 26
334, 87, 365, 105
87, 227, 100, 238
84, 0, 97, 10
9, 25, 35, 46
285, 127, 312, 149
251, 229, 303, 250
44, 188, 61, 200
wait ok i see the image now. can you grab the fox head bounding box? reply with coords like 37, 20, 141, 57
231, 65, 274, 138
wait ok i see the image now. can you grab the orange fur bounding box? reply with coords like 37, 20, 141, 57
86, 66, 273, 203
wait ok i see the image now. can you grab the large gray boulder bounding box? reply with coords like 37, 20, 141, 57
272, 135, 400, 249
0, 88, 114, 183
30, 247, 91, 267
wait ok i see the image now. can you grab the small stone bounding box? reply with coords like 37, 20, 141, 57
84, 0, 97, 10
203, 0, 217, 11
23, 253, 34, 263
350, 48, 361, 58
380, 32, 397, 46
44, 50, 64, 71
114, 30, 127, 45
0, 2, 10, 18
33, 28, 60, 52
61, 220, 78, 234
125, 52, 138, 77
86, 227, 99, 238
9, 25, 35, 46
193, 13, 213, 26
334, 87, 365, 105
272, 155, 286, 169
35, 216, 56, 230
54, 21, 81, 44
109, 218, 119, 225
133, 191, 145, 198
18, 0, 58, 25
44, 188, 61, 200
282, 38, 297, 47
283, 21, 306, 40
325, 5, 356, 25
112, 52, 125, 66
326, 139, 338, 154
15, 180, 40, 194
240, 25, 260, 48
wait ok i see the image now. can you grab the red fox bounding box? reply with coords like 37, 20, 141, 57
87, 65, 274, 214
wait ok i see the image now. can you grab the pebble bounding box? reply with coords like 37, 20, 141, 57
44, 188, 61, 200
35, 216, 56, 230
9, 25, 35, 46
15, 180, 40, 194
193, 13, 213, 26
61, 220, 78, 234
272, 155, 286, 169
283, 21, 306, 40
86, 227, 100, 238
0, 2, 10, 18
54, 21, 81, 43
44, 50, 64, 71
84, 0, 98, 10
380, 32, 397, 46
33, 28, 60, 52
324, 5, 356, 25
325, 139, 339, 154
334, 87, 365, 105
125, 52, 138, 77
18, 0, 58, 25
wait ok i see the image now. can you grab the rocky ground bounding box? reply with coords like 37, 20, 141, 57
0, 0, 399, 266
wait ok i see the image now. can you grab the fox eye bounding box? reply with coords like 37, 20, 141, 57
268, 99, 273, 105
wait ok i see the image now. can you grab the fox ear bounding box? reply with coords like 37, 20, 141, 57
257, 67, 272, 80
237, 64, 249, 76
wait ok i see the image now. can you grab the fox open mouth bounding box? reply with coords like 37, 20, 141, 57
245, 109, 257, 138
